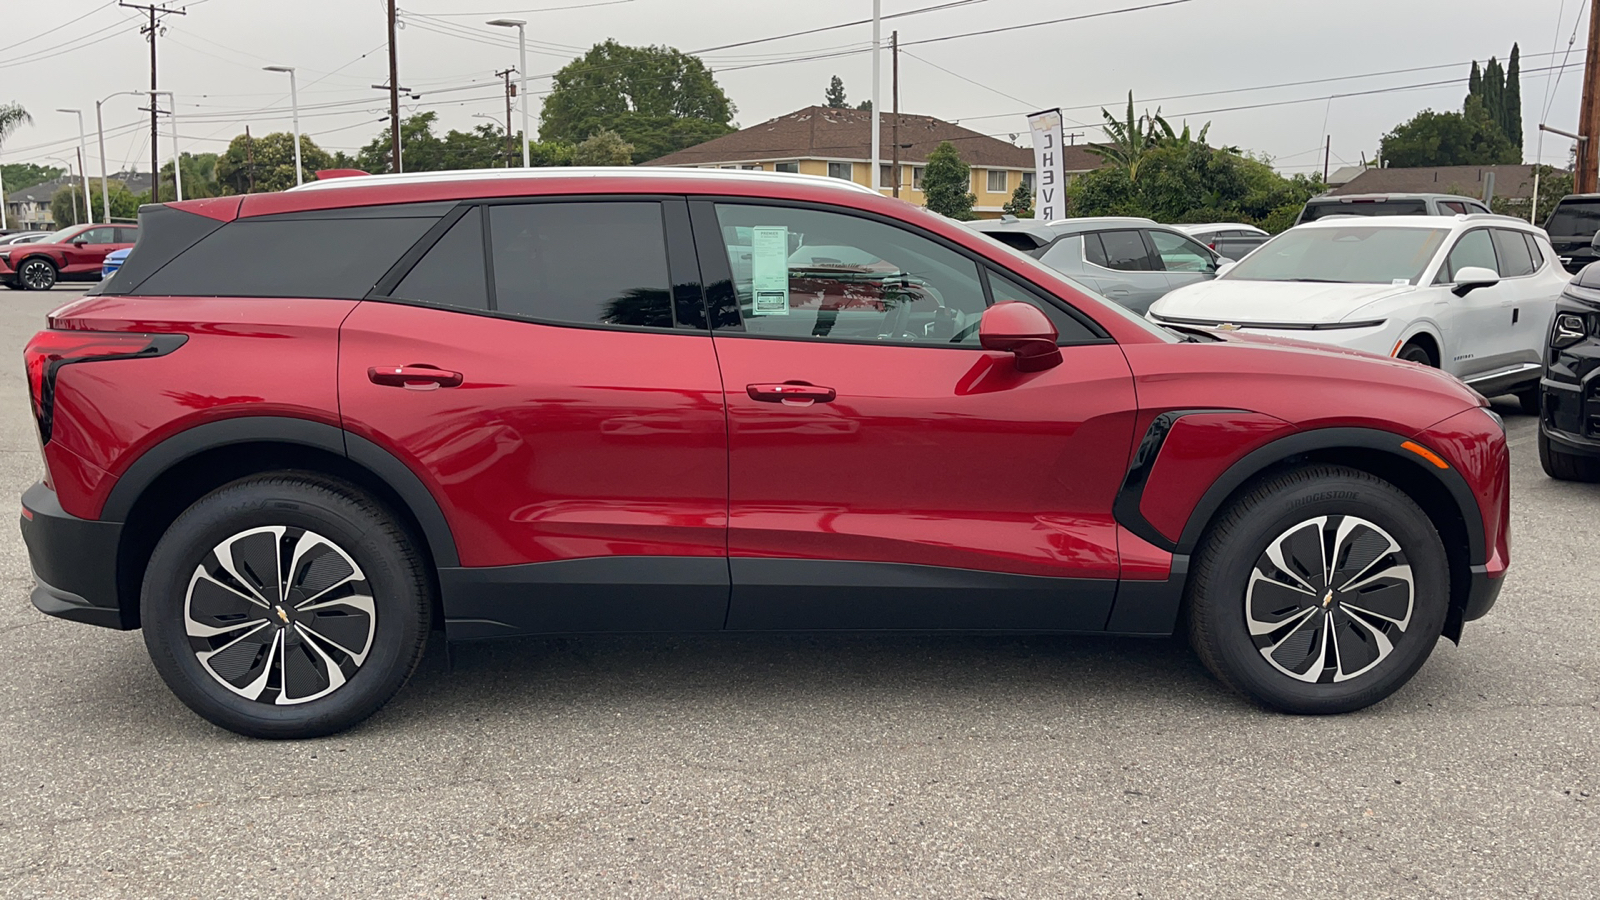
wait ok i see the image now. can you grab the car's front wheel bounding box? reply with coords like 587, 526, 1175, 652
17, 258, 55, 291
1186, 465, 1449, 714
141, 473, 431, 738
1538, 429, 1600, 482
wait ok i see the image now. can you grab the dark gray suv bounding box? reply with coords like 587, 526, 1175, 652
966, 216, 1220, 314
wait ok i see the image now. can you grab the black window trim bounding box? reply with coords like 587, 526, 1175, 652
686, 195, 1112, 349
1488, 227, 1537, 280
367, 194, 712, 335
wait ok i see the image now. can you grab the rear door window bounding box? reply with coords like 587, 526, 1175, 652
1439, 201, 1469, 214
1087, 230, 1154, 271
1490, 229, 1534, 277
487, 201, 674, 329
1545, 199, 1600, 236
134, 210, 441, 298
391, 208, 488, 311
114, 227, 138, 243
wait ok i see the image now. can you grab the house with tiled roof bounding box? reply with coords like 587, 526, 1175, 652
3, 170, 153, 229
642, 105, 1105, 218
1330, 165, 1548, 204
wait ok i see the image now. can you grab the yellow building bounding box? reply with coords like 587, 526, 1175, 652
641, 106, 1104, 219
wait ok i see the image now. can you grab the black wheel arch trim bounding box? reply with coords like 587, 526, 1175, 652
1171, 424, 1487, 563
100, 415, 460, 568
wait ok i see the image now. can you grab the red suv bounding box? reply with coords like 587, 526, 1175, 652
0, 223, 138, 290
19, 170, 1510, 738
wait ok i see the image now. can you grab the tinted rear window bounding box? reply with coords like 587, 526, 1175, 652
1300, 199, 1428, 221
135, 215, 438, 298
487, 201, 673, 328
1545, 199, 1600, 236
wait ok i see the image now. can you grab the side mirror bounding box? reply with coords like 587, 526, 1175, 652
1451, 265, 1501, 296
1589, 231, 1600, 250
979, 301, 1062, 372
72, 241, 87, 248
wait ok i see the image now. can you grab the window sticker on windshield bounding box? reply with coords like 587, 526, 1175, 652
750, 226, 790, 316
1391, 278, 1410, 286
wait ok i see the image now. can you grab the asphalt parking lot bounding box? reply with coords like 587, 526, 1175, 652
0, 287, 1594, 898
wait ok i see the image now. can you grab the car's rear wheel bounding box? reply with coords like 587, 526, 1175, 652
1397, 341, 1434, 366
17, 258, 55, 291
1538, 429, 1600, 482
1187, 465, 1448, 714
141, 472, 431, 738
1514, 386, 1540, 416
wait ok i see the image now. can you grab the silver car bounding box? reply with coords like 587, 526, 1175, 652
966, 216, 1222, 314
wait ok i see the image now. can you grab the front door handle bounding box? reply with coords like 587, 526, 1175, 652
747, 382, 836, 405
368, 365, 463, 390
1106, 288, 1131, 298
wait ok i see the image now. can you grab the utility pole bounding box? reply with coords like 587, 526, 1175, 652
497, 67, 516, 167
1323, 134, 1331, 184
871, 0, 881, 191
1578, 0, 1600, 194
1064, 131, 1084, 145
121, 2, 185, 203
245, 126, 255, 193
386, 0, 402, 173
890, 30, 900, 198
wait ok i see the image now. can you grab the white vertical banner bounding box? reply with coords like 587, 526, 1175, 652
1027, 108, 1065, 220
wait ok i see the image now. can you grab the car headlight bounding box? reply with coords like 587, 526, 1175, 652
1551, 312, 1589, 349
0, 252, 10, 264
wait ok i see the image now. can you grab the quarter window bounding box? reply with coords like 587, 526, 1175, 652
488, 201, 674, 329
711, 203, 987, 346
986, 169, 1009, 193
1085, 230, 1155, 271
1490, 229, 1534, 277
1523, 232, 1545, 269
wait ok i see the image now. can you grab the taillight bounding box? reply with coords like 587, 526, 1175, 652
24, 330, 186, 444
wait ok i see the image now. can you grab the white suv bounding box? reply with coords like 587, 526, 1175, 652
1147, 215, 1566, 410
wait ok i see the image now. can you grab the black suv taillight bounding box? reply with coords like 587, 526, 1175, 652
24, 330, 187, 444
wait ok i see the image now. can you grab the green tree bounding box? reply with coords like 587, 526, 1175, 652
357, 112, 453, 173
825, 75, 849, 109
1066, 142, 1324, 233
1465, 44, 1523, 152
921, 141, 975, 220
1378, 97, 1520, 167
0, 102, 29, 147
527, 140, 577, 167
1, 163, 61, 194
59, 181, 141, 223
50, 185, 99, 227
217, 131, 333, 193
440, 123, 513, 169
856, 99, 871, 112
573, 128, 634, 166
1002, 182, 1033, 218
1086, 92, 1172, 181
159, 152, 223, 199
539, 40, 735, 164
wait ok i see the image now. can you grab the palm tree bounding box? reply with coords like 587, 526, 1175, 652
0, 102, 31, 146
1086, 92, 1215, 180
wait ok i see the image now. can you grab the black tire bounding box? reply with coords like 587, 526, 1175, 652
1397, 341, 1434, 366
1515, 387, 1540, 416
1538, 429, 1600, 482
141, 472, 431, 739
16, 258, 56, 291
1186, 464, 1449, 714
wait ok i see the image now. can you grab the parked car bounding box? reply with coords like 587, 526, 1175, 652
21, 168, 1509, 738
1177, 222, 1270, 260
0, 223, 138, 290
1149, 215, 1562, 411
1540, 193, 1600, 274
100, 247, 131, 280
1296, 193, 1491, 225
968, 216, 1224, 313
0, 231, 51, 246
1538, 260, 1600, 480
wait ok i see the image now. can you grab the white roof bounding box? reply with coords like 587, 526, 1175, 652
288, 166, 881, 196
1295, 213, 1542, 234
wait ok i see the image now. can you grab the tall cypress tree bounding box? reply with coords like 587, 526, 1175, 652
1484, 57, 1505, 142
1506, 44, 1523, 153
1469, 60, 1482, 101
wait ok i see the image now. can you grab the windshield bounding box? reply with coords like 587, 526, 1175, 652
1545, 199, 1600, 236
1300, 199, 1428, 222
37, 226, 82, 245
1223, 226, 1447, 285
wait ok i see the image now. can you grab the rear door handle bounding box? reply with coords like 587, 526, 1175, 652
747, 382, 836, 405
368, 365, 463, 390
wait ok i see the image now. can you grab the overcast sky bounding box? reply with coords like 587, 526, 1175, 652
0, 0, 1587, 178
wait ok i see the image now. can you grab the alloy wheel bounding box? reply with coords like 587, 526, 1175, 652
1244, 515, 1415, 684
184, 526, 376, 705
19, 260, 54, 291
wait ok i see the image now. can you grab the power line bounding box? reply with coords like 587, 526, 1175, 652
401, 0, 636, 16
0, 1, 116, 56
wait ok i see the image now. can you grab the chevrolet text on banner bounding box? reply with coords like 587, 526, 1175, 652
1027, 108, 1066, 220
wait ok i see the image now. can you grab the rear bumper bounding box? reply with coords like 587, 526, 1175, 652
20, 481, 128, 630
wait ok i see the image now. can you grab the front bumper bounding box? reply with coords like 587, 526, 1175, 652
1464, 565, 1504, 622
1540, 292, 1600, 456
20, 481, 128, 629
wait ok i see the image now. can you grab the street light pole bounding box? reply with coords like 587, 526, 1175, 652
263, 66, 302, 185
151, 91, 181, 201
57, 109, 92, 223
96, 90, 148, 222
487, 19, 529, 167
